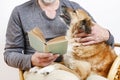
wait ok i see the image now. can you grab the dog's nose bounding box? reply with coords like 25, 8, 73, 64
43, 72, 50, 76
61, 6, 67, 13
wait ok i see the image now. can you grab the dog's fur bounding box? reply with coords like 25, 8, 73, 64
61, 6, 117, 80
24, 63, 80, 80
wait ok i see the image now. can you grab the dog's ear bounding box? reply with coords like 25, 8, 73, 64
80, 19, 92, 34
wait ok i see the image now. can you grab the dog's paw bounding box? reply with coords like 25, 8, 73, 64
29, 66, 40, 73
29, 65, 56, 76
37, 65, 55, 75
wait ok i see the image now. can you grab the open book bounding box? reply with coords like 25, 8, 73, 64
28, 27, 68, 55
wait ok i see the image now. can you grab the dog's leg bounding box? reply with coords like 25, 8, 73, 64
53, 63, 80, 78
29, 66, 41, 73
73, 60, 91, 80
86, 74, 108, 80
64, 53, 91, 80
37, 65, 56, 75
29, 65, 56, 76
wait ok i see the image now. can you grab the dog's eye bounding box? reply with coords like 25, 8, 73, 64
73, 10, 76, 13
82, 20, 86, 25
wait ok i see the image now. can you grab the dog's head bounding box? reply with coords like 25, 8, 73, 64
60, 6, 93, 37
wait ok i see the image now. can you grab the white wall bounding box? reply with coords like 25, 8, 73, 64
0, 0, 29, 80
0, 0, 120, 80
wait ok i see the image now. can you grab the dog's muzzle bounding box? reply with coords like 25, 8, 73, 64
60, 6, 71, 25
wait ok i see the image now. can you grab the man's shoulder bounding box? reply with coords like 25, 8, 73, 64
61, 0, 81, 9
14, 0, 35, 11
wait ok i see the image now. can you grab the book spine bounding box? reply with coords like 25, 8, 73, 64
44, 43, 48, 53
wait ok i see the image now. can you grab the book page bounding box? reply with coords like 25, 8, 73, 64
28, 32, 45, 52
47, 40, 68, 54
47, 36, 67, 44
46, 36, 68, 54
31, 27, 46, 43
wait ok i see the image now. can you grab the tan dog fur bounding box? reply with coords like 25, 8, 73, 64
24, 63, 80, 80
62, 7, 117, 80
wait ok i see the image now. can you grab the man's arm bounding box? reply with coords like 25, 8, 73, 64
4, 7, 32, 70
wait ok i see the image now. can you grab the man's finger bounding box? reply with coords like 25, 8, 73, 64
82, 41, 96, 46
38, 53, 53, 58
80, 37, 94, 42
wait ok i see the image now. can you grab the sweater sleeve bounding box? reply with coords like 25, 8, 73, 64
106, 31, 114, 47
4, 7, 33, 70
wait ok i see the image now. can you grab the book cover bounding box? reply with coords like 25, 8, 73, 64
28, 27, 68, 55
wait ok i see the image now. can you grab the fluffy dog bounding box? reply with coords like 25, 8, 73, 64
60, 6, 117, 80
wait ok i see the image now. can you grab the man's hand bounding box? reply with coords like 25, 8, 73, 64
74, 23, 109, 45
31, 52, 59, 67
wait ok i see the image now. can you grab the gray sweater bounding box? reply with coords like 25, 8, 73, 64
4, 0, 114, 70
